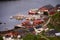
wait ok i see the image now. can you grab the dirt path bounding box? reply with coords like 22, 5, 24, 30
43, 17, 51, 27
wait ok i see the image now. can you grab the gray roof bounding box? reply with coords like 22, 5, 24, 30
56, 4, 60, 8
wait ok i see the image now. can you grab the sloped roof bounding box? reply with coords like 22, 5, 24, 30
39, 4, 54, 11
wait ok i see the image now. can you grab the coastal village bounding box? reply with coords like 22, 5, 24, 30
0, 4, 60, 40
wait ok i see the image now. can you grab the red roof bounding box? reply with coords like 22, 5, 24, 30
33, 19, 43, 26
49, 11, 55, 15
39, 7, 48, 12
39, 4, 54, 11
49, 9, 55, 15
28, 12, 37, 15
22, 20, 31, 26
6, 31, 18, 36
26, 26, 33, 28
6, 32, 13, 36
40, 7, 48, 10
28, 10, 37, 15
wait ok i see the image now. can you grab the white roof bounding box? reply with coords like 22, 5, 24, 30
57, 9, 60, 11
15, 24, 24, 28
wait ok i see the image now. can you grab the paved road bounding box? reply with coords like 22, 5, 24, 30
0, 0, 60, 31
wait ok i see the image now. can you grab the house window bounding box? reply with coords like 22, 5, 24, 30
43, 12, 48, 16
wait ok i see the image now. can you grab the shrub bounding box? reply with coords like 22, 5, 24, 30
0, 36, 3, 40
23, 33, 41, 40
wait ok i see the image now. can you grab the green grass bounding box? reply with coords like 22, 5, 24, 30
23, 33, 41, 40
48, 37, 60, 40
22, 33, 60, 40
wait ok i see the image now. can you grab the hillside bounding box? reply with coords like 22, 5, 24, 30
48, 11, 60, 31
